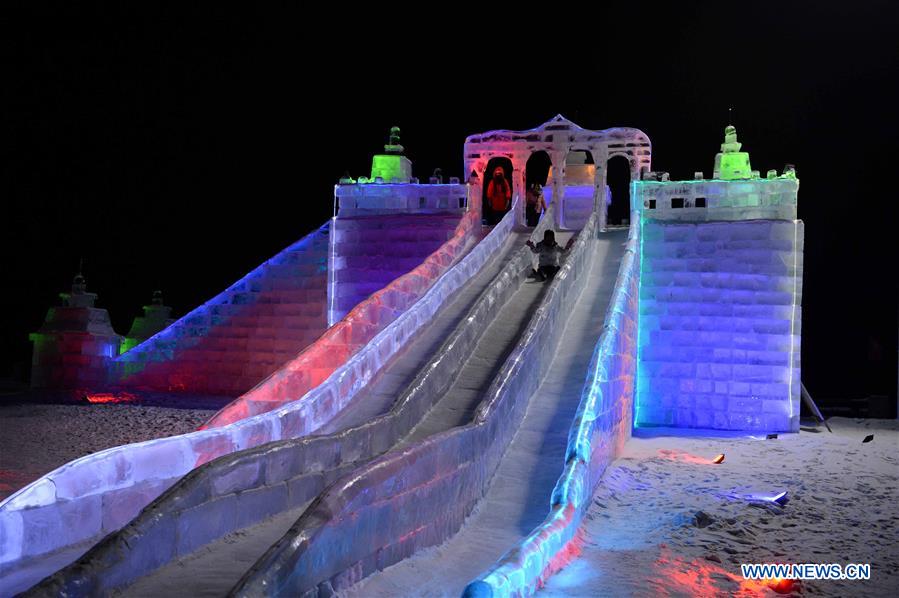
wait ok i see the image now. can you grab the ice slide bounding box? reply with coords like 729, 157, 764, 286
197, 212, 626, 595
223, 213, 630, 596
1, 205, 492, 595
23, 204, 552, 596
345, 229, 626, 596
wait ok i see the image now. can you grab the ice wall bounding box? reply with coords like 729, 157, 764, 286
636, 219, 803, 432
327, 212, 463, 324
633, 177, 798, 222
334, 183, 468, 217
204, 204, 481, 428
111, 223, 330, 396
544, 185, 601, 230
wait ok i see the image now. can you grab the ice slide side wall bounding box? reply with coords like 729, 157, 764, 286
26, 203, 531, 597
635, 219, 803, 432
112, 223, 331, 396
465, 218, 640, 598
204, 207, 481, 428
231, 208, 597, 597
0, 205, 486, 593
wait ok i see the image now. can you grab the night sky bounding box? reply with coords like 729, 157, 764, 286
2, 4, 897, 415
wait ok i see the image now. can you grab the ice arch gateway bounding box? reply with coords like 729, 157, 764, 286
464, 114, 652, 230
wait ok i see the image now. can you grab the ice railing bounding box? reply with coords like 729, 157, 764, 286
26, 201, 529, 595
0, 196, 503, 576
334, 183, 469, 217
231, 202, 592, 597
464, 214, 640, 597
111, 222, 329, 373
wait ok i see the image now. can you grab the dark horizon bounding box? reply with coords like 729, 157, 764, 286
2, 4, 897, 415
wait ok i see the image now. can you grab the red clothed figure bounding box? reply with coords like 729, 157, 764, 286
486, 167, 511, 213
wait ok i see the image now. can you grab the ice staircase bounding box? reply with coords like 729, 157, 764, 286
112, 224, 331, 397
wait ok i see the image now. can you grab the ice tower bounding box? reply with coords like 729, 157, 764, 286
634, 129, 803, 432
119, 291, 175, 354
369, 126, 412, 183
29, 273, 121, 390
329, 128, 470, 324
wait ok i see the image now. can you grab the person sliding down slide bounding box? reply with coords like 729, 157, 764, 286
526, 229, 574, 281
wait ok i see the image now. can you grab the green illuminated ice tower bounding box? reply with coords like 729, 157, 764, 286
713, 125, 752, 180
370, 126, 412, 183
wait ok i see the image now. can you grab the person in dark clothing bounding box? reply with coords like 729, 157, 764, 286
525, 183, 546, 227
526, 229, 574, 281
485, 167, 511, 225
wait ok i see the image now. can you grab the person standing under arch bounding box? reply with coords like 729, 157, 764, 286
485, 166, 511, 225
525, 183, 546, 227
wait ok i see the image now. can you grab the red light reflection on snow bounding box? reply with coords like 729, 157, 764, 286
656, 549, 798, 596
656, 449, 724, 466
84, 392, 138, 404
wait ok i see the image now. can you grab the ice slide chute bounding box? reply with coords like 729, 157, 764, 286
464, 221, 639, 597
25, 202, 542, 596
228, 207, 613, 596
0, 200, 499, 595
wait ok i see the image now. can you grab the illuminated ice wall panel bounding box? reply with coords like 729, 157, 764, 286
114, 226, 330, 396
327, 212, 462, 325
636, 219, 803, 432
633, 177, 798, 222
544, 185, 596, 230
334, 183, 468, 217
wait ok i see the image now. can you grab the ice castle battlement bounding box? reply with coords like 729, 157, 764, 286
633, 128, 803, 432
632, 175, 799, 222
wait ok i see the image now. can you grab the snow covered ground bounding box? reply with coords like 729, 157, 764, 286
543, 417, 898, 597
0, 400, 213, 501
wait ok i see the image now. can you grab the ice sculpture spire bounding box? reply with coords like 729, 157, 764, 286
713, 124, 752, 180
370, 126, 412, 183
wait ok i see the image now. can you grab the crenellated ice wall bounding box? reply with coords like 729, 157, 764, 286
334, 183, 468, 217
633, 175, 803, 433
329, 184, 469, 324
633, 177, 798, 222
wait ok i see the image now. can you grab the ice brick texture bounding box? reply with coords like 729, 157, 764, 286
544, 185, 596, 230
207, 208, 480, 427
633, 177, 799, 222
335, 183, 468, 217
636, 219, 803, 432
111, 224, 330, 397
327, 212, 463, 324
29, 308, 121, 389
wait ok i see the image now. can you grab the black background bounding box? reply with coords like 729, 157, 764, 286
2, 4, 897, 414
